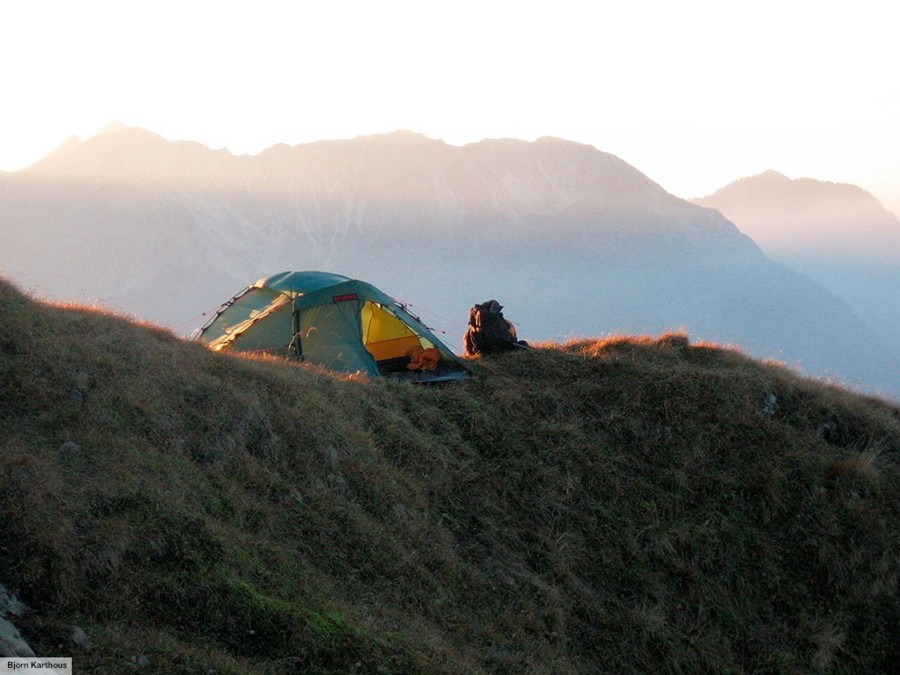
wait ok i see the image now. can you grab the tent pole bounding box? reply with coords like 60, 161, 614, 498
290, 308, 303, 361
289, 282, 303, 361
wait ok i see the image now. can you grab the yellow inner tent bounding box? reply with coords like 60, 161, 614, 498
361, 302, 433, 361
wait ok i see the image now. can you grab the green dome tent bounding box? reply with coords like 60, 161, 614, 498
195, 271, 468, 382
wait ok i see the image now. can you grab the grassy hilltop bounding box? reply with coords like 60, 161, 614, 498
1, 278, 898, 673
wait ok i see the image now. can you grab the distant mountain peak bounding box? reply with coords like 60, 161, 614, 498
701, 171, 887, 205
693, 170, 900, 262
54, 134, 82, 153
703, 170, 788, 197
755, 169, 789, 181
354, 130, 444, 145
22, 123, 236, 185
99, 120, 132, 135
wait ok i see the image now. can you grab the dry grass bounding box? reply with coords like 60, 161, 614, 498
2, 278, 899, 673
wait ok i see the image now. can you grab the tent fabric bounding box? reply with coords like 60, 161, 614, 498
196, 271, 468, 381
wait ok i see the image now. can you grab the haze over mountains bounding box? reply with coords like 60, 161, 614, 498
694, 172, 900, 353
1, 124, 897, 399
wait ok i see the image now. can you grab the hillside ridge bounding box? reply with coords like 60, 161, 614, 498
2, 278, 899, 672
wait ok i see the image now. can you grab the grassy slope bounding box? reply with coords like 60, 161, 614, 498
1, 278, 899, 674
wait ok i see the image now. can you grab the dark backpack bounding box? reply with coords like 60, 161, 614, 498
464, 300, 519, 355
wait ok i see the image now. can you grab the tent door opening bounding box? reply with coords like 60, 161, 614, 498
361, 301, 433, 373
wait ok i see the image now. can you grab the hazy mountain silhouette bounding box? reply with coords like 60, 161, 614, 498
1, 126, 897, 399
694, 171, 900, 357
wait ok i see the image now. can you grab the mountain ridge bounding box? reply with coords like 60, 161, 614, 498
1, 125, 897, 399
24, 125, 749, 245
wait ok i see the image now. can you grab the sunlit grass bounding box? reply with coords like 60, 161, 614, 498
2, 277, 899, 673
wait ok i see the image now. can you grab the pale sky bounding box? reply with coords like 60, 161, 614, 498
2, 0, 899, 212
